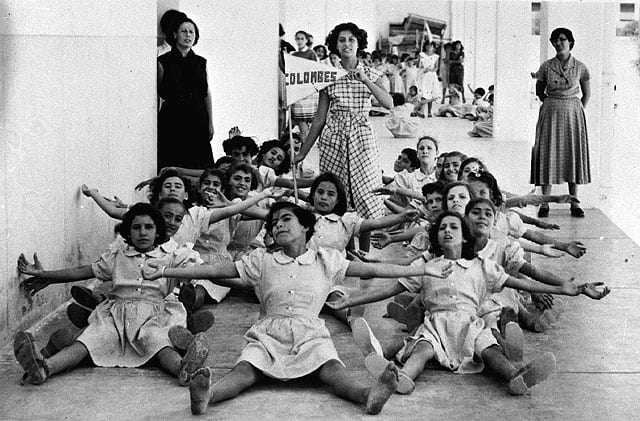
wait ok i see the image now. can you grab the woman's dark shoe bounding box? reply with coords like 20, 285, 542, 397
70, 286, 101, 309
66, 303, 91, 328
570, 206, 585, 218
537, 205, 549, 218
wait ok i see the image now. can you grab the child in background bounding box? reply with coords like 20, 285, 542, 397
223, 135, 259, 166
468, 93, 494, 138
385, 93, 418, 138
418, 43, 441, 117
462, 86, 488, 119
254, 140, 315, 191
405, 85, 427, 118
401, 57, 419, 97
16, 204, 209, 386
436, 84, 464, 117
439, 43, 451, 103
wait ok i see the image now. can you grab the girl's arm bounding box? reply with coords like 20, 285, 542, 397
349, 249, 421, 266
295, 90, 330, 164
18, 253, 95, 296
504, 275, 608, 299
354, 67, 393, 109
518, 262, 566, 286
144, 260, 246, 289
81, 184, 127, 220
511, 210, 559, 230
157, 62, 164, 111
275, 176, 316, 189
207, 187, 284, 224
371, 226, 425, 249
327, 282, 408, 310
505, 194, 579, 209
373, 186, 424, 201
359, 209, 419, 233
580, 78, 591, 108
522, 229, 586, 258
345, 259, 451, 279
517, 239, 565, 258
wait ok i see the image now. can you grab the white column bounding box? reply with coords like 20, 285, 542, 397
493, 1, 532, 143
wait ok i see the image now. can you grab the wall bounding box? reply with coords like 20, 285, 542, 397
0, 0, 157, 347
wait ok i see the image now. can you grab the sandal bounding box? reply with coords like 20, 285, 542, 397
178, 332, 209, 386
14, 331, 49, 385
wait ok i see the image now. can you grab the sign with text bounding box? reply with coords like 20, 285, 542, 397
284, 54, 347, 106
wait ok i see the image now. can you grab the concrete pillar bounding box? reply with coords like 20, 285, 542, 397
493, 1, 531, 143
537, 1, 617, 207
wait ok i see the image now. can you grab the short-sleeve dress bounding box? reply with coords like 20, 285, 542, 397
158, 48, 213, 171
419, 53, 441, 101
319, 62, 385, 219
307, 212, 363, 255
530, 55, 591, 185
234, 247, 350, 379
396, 255, 509, 374
77, 239, 201, 367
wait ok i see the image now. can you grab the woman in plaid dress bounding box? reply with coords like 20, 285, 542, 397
531, 28, 590, 218
295, 23, 393, 249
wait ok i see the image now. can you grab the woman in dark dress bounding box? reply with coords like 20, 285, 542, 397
448, 41, 465, 103
157, 16, 214, 172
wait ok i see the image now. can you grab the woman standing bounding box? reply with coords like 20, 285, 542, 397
448, 41, 465, 103
291, 31, 319, 142
157, 16, 214, 172
531, 28, 590, 218
295, 22, 393, 249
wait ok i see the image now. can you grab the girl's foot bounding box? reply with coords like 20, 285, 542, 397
393, 293, 414, 307
189, 367, 213, 415
365, 361, 398, 415
179, 333, 210, 386
351, 318, 384, 357
504, 322, 524, 363
509, 352, 556, 395
169, 326, 194, 351
66, 303, 91, 328
14, 331, 48, 385
41, 328, 79, 358
537, 204, 549, 218
364, 353, 415, 394
187, 311, 216, 334
70, 285, 102, 309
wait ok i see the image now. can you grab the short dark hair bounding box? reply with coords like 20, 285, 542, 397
160, 10, 187, 44
214, 156, 235, 169
325, 22, 368, 56
428, 211, 475, 259
222, 135, 259, 157
256, 140, 290, 176
442, 181, 475, 211
401, 148, 420, 170
120, 203, 168, 247
474, 88, 486, 97
309, 172, 348, 216
465, 197, 497, 217
197, 168, 227, 205
168, 16, 200, 47
150, 169, 193, 207
422, 181, 445, 198
550, 27, 575, 50
391, 92, 405, 107
224, 162, 259, 197
459, 157, 487, 179
466, 171, 504, 207
266, 202, 316, 242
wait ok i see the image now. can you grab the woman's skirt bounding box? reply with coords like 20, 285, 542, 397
530, 97, 590, 185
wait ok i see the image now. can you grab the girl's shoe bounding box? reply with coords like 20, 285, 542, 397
14, 331, 49, 385
570, 205, 585, 218
504, 322, 524, 363
178, 333, 210, 386
351, 317, 384, 357
537, 204, 550, 218
66, 303, 91, 328
70, 285, 101, 309
509, 352, 556, 395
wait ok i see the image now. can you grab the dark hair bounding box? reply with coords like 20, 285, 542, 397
422, 181, 446, 198
224, 162, 258, 197
197, 168, 227, 205
466, 171, 504, 207
120, 203, 168, 247
256, 140, 290, 176
214, 156, 235, 170
222, 135, 259, 157
439, 151, 468, 182
266, 201, 316, 242
150, 169, 193, 207
160, 10, 188, 46
465, 197, 497, 217
459, 157, 487, 179
417, 136, 439, 153
428, 211, 476, 259
168, 16, 200, 47
400, 148, 420, 170
279, 23, 285, 37
442, 181, 475, 211
313, 45, 328, 59
443, 42, 452, 50
391, 92, 406, 107
156, 197, 187, 214
550, 27, 575, 50
309, 172, 348, 216
488, 85, 494, 91
452, 40, 464, 52
474, 87, 486, 97
325, 22, 368, 56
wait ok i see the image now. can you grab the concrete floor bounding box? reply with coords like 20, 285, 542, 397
1, 117, 637, 420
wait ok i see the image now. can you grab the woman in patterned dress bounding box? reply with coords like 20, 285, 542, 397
295, 22, 393, 249
531, 28, 591, 218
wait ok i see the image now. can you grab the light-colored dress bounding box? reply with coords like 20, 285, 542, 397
307, 212, 363, 255
385, 104, 418, 138
531, 55, 591, 185
494, 211, 527, 240
396, 255, 508, 374
234, 247, 350, 379
319, 62, 385, 218
419, 53, 441, 101
78, 239, 201, 367
387, 169, 437, 208
402, 66, 420, 94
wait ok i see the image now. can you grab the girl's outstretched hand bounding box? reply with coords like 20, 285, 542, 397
262, 187, 287, 199
541, 244, 564, 258
81, 184, 98, 197
425, 261, 453, 278
581, 282, 610, 300
20, 277, 52, 296
565, 241, 587, 258
18, 253, 45, 276
402, 208, 422, 222
142, 259, 164, 281
325, 294, 351, 311
348, 250, 382, 263
371, 232, 392, 249
372, 186, 396, 196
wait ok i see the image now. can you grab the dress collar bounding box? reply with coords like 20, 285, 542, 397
314, 212, 341, 222
273, 249, 315, 265
476, 239, 497, 260
124, 242, 169, 257
433, 255, 473, 268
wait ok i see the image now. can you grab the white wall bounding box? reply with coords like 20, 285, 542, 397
0, 0, 157, 346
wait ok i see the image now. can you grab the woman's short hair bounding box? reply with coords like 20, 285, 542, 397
168, 16, 200, 46
401, 148, 420, 170
266, 201, 316, 242
550, 27, 575, 50
120, 203, 168, 247
417, 135, 439, 153
325, 22, 368, 56
308, 172, 348, 216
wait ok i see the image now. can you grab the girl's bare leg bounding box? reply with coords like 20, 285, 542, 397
190, 362, 260, 414
318, 360, 398, 415
156, 346, 183, 376
46, 341, 90, 375
481, 345, 518, 380
400, 340, 435, 380
481, 345, 556, 395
